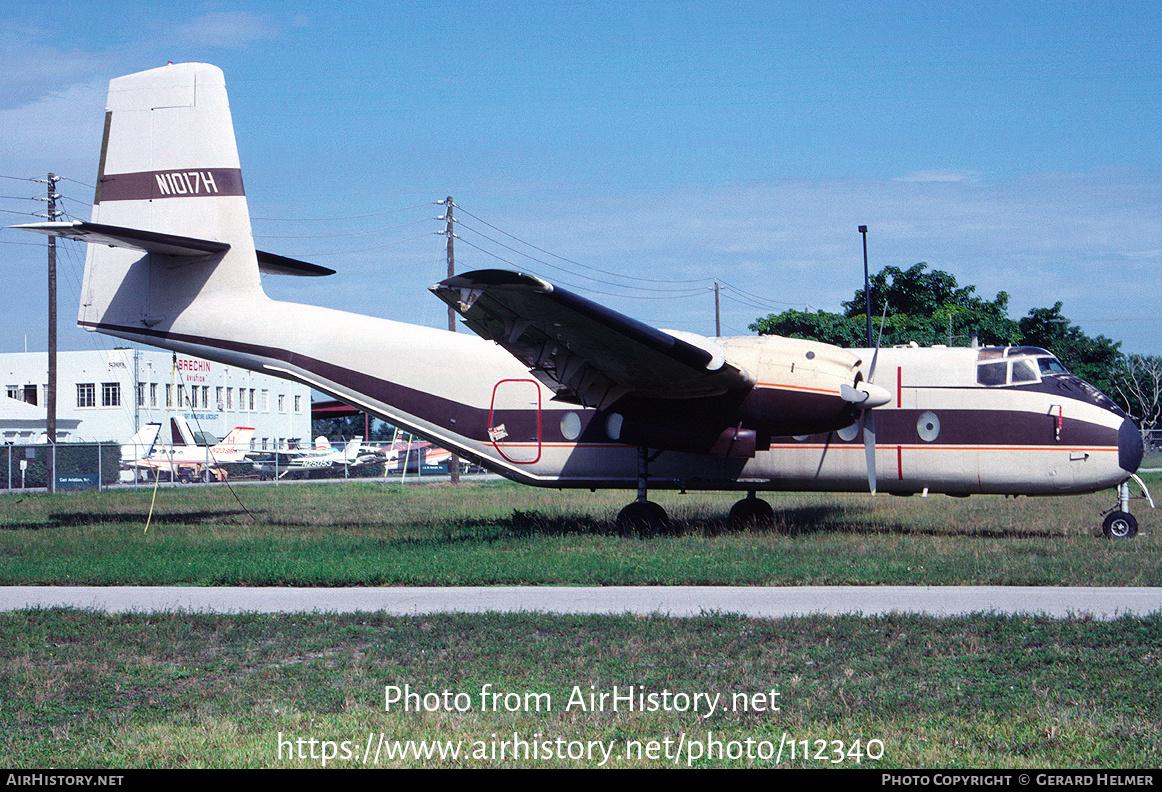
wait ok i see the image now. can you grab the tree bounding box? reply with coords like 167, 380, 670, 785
751, 263, 1020, 347
1017, 302, 1123, 397
1112, 354, 1162, 445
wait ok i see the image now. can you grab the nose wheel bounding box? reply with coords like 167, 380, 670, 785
1102, 511, 1138, 540
1101, 480, 1148, 539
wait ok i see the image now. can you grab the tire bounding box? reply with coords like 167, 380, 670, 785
1102, 511, 1138, 540
616, 500, 670, 538
729, 496, 775, 528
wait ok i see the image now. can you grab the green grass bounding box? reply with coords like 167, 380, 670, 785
1, 609, 1159, 768
2, 475, 1159, 768
1, 475, 1159, 586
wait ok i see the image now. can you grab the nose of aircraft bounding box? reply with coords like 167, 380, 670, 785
1119, 417, 1144, 474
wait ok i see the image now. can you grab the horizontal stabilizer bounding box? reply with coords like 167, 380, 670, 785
13, 221, 229, 256
255, 250, 335, 277
14, 221, 333, 277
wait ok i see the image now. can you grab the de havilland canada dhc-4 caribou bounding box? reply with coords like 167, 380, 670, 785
15, 63, 1152, 537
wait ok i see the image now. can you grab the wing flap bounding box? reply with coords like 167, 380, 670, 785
432, 269, 752, 407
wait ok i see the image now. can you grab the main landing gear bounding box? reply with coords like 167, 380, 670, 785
615, 448, 777, 537
729, 490, 774, 528
616, 448, 671, 537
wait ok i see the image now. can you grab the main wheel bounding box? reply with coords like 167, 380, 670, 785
1102, 511, 1138, 539
616, 500, 670, 538
729, 496, 775, 528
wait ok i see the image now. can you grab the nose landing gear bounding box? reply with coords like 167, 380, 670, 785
1101, 477, 1154, 539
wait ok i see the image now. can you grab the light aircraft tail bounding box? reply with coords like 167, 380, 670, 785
314, 436, 331, 451
217, 426, 255, 449
343, 437, 363, 463
121, 422, 162, 460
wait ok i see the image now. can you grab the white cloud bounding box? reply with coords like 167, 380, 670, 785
172, 12, 279, 50
894, 169, 982, 184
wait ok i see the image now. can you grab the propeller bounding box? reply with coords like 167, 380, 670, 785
840, 307, 889, 494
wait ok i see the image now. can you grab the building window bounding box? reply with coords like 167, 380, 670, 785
249, 389, 256, 411
278, 394, 285, 413
166, 384, 172, 408
202, 386, 209, 409
216, 387, 223, 410
77, 383, 96, 408
102, 382, 121, 407
150, 383, 157, 407
137, 382, 146, 407
226, 388, 233, 410
294, 395, 301, 413
6, 386, 18, 401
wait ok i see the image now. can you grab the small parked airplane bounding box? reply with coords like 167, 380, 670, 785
15, 63, 1149, 536
121, 418, 255, 482
249, 437, 375, 479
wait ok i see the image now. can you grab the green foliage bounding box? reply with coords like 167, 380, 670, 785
0, 442, 121, 488
752, 263, 1021, 348
748, 309, 866, 346
1018, 302, 1123, 397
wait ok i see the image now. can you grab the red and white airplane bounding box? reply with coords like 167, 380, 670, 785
121, 417, 255, 482
16, 63, 1149, 536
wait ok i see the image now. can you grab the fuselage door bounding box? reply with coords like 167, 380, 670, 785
489, 379, 542, 464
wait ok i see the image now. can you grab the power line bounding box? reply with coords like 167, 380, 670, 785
453, 203, 707, 285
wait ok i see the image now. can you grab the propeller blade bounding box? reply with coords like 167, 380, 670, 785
868, 302, 888, 383
862, 410, 877, 494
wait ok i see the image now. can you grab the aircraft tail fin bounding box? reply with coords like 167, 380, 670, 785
64, 63, 263, 339
218, 426, 255, 449
344, 437, 363, 463
122, 422, 162, 460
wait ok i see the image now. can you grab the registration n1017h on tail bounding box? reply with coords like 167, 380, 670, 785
15, 63, 1150, 537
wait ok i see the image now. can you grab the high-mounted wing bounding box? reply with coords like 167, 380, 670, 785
431, 269, 753, 408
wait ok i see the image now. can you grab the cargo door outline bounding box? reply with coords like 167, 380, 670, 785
488, 379, 542, 464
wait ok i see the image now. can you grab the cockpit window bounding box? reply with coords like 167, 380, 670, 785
977, 361, 1008, 386
976, 347, 1068, 387
1010, 359, 1038, 384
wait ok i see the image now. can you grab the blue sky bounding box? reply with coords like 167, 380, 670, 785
1, 0, 1159, 357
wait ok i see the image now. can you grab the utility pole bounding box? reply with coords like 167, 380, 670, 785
444, 196, 460, 484
713, 279, 721, 337
39, 174, 61, 492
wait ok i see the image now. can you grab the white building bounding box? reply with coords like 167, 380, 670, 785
2, 348, 311, 450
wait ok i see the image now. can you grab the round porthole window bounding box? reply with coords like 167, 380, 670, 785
917, 411, 940, 442
605, 412, 624, 441
837, 420, 860, 442
560, 411, 581, 441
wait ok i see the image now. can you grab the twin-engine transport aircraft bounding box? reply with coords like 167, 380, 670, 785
14, 63, 1149, 537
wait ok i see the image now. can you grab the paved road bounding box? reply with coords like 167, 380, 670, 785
2, 586, 1159, 619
